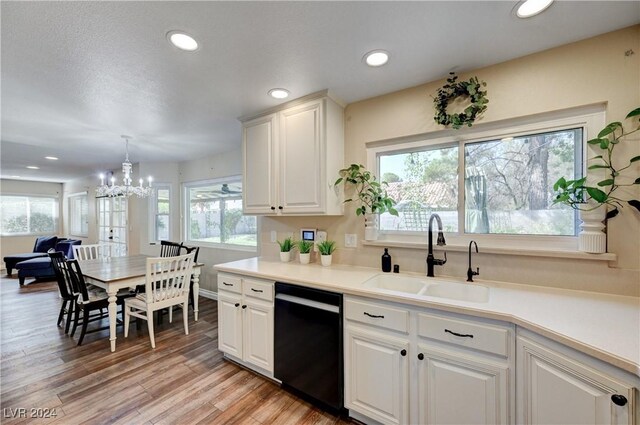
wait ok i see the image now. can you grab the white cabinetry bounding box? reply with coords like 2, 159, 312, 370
344, 296, 514, 425
241, 91, 344, 216
217, 273, 274, 375
517, 330, 636, 425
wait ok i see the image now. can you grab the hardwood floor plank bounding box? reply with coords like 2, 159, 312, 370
0, 276, 353, 424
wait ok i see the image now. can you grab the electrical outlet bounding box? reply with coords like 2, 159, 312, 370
345, 234, 357, 248
270, 230, 277, 243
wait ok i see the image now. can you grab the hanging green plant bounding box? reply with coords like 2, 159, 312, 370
433, 72, 488, 129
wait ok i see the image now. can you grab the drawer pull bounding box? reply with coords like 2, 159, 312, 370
400, 349, 407, 356
364, 312, 385, 319
611, 394, 628, 406
222, 282, 233, 286
445, 329, 474, 338
234, 303, 240, 307
250, 288, 264, 293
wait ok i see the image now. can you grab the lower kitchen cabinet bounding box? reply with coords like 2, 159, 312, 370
517, 331, 636, 425
345, 327, 410, 425
417, 345, 510, 425
217, 273, 275, 375
344, 295, 514, 425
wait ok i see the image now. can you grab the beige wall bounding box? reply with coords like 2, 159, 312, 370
259, 26, 640, 296
0, 179, 63, 262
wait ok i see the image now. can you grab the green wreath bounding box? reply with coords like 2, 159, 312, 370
434, 72, 488, 129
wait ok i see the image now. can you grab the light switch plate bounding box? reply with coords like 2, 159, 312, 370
345, 233, 357, 248
270, 230, 277, 243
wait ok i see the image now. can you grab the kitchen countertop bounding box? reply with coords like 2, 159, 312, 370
214, 257, 640, 378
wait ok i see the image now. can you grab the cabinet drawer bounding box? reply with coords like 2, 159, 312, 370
345, 299, 409, 333
243, 278, 274, 302
217, 273, 242, 293
418, 312, 510, 357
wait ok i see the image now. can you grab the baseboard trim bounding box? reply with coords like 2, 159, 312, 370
198, 288, 218, 300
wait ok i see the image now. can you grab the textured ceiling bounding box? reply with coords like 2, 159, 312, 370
1, 1, 639, 182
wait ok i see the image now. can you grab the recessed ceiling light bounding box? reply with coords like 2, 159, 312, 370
516, 0, 554, 18
364, 50, 390, 67
167, 31, 199, 51
45, 156, 58, 160
26, 166, 39, 170
268, 88, 290, 99
10, 175, 21, 178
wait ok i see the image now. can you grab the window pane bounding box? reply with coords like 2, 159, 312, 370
379, 146, 459, 232
70, 194, 88, 236
157, 189, 170, 214
1, 196, 58, 235
156, 215, 169, 241
1, 196, 28, 234
186, 181, 256, 247
464, 128, 580, 235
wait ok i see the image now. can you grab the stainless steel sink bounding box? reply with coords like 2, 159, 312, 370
363, 274, 428, 295
423, 281, 490, 303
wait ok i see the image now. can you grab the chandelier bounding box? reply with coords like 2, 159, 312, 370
96, 135, 153, 198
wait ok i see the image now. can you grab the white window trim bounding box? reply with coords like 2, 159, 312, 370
182, 175, 257, 252
0, 193, 60, 237
68, 191, 88, 237
148, 183, 171, 243
366, 105, 606, 252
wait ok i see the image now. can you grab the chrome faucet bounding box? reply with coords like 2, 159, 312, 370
426, 213, 447, 277
467, 240, 479, 282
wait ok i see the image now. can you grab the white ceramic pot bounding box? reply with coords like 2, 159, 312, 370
280, 251, 291, 262
299, 252, 311, 264
320, 254, 332, 267
579, 204, 607, 253
364, 214, 378, 241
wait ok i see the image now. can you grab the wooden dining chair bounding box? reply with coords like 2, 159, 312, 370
160, 240, 183, 257
63, 259, 134, 346
73, 243, 112, 261
124, 253, 195, 349
48, 251, 76, 334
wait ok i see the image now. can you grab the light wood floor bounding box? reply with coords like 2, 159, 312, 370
0, 275, 354, 425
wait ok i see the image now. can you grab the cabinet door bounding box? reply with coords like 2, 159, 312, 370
243, 114, 277, 214
217, 292, 243, 358
418, 345, 510, 425
517, 336, 634, 425
278, 100, 324, 214
242, 299, 273, 373
345, 327, 409, 425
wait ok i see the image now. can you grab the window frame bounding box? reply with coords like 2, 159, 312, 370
149, 184, 171, 243
68, 191, 88, 237
0, 193, 60, 236
182, 175, 257, 252
367, 107, 605, 251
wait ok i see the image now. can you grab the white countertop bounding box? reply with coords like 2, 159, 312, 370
214, 257, 640, 378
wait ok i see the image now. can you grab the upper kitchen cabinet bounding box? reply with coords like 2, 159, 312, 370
241, 91, 344, 215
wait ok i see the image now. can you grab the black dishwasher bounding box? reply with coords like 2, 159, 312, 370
274, 282, 343, 413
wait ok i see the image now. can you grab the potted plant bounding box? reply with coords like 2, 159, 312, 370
297, 240, 314, 264
277, 237, 296, 262
317, 240, 336, 267
553, 107, 640, 252
335, 164, 399, 240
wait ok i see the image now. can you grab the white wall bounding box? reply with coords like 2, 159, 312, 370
134, 149, 257, 293
0, 179, 63, 262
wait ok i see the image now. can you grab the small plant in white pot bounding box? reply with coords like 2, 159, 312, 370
317, 240, 336, 267
297, 240, 314, 264
277, 237, 296, 262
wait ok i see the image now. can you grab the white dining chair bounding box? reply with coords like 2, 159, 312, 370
73, 243, 113, 261
123, 252, 195, 348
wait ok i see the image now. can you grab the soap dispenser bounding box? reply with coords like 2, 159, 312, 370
381, 248, 392, 272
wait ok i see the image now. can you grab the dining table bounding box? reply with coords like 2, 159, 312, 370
78, 254, 203, 352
